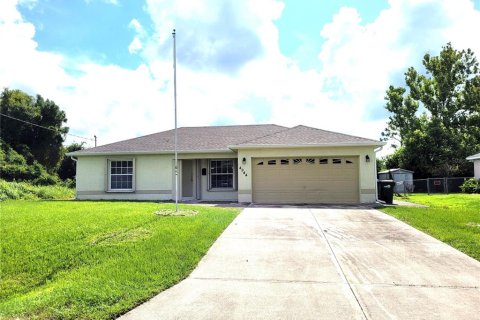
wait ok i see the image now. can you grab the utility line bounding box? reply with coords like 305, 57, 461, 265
0, 112, 95, 142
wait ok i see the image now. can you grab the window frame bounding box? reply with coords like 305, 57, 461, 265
107, 158, 135, 192
208, 159, 236, 191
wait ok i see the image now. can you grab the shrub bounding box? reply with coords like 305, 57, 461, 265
0, 144, 59, 185
0, 180, 74, 201
460, 178, 480, 194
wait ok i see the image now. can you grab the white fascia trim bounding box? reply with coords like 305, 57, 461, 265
229, 141, 386, 150
374, 146, 384, 153
466, 154, 480, 161
66, 149, 236, 157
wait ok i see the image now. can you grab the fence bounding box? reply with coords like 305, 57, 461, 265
393, 177, 472, 195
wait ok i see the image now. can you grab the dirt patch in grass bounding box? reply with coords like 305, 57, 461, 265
154, 209, 198, 216
466, 222, 480, 228
90, 228, 152, 246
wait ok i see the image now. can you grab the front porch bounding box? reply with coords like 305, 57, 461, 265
177, 158, 238, 202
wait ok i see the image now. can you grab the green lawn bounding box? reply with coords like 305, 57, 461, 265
0, 201, 240, 319
381, 194, 480, 261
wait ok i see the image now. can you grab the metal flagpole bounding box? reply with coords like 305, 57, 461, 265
173, 29, 178, 212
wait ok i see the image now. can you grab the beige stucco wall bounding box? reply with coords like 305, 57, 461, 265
75, 152, 238, 201
76, 154, 173, 200
236, 146, 378, 204
75, 147, 378, 203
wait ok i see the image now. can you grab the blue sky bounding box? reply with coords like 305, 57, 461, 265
19, 0, 148, 69
1, 0, 480, 153
20, 0, 392, 71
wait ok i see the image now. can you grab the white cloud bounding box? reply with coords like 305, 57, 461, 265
84, 0, 118, 5
128, 19, 145, 54
1, 0, 479, 156
128, 37, 142, 54
0, 1, 167, 147
314, 0, 480, 155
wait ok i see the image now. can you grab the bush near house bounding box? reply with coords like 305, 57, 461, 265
460, 178, 480, 194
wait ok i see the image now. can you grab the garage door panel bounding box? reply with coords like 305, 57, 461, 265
252, 157, 359, 204
253, 192, 358, 204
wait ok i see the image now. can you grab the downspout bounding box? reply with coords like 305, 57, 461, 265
374, 146, 383, 202
70, 156, 78, 199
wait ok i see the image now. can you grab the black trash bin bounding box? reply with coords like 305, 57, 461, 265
378, 180, 395, 204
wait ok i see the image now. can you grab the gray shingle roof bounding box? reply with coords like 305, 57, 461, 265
232, 125, 382, 147
70, 124, 383, 156
71, 124, 286, 155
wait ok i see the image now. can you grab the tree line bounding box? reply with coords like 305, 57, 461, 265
380, 43, 480, 178
0, 88, 84, 186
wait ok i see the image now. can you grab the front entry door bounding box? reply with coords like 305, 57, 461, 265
182, 160, 194, 199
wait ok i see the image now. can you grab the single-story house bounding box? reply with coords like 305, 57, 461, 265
68, 124, 385, 204
466, 153, 480, 179
378, 168, 414, 193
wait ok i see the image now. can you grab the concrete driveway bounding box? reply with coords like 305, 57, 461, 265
119, 208, 480, 320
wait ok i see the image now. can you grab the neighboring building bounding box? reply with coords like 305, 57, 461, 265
68, 124, 385, 204
466, 153, 480, 179
378, 168, 414, 194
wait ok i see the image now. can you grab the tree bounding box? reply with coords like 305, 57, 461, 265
382, 43, 480, 178
376, 157, 386, 174
0, 88, 69, 173
58, 142, 85, 181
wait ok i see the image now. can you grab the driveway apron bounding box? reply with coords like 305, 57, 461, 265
118, 208, 480, 320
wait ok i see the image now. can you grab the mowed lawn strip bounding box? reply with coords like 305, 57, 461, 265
381, 194, 480, 261
0, 201, 240, 319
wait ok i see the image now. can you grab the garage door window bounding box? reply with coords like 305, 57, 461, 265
209, 160, 234, 190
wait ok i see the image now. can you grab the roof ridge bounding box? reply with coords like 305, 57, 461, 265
294, 124, 379, 142
179, 124, 284, 129
82, 124, 286, 151
237, 125, 292, 144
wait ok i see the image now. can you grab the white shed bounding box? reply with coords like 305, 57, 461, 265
378, 168, 414, 193
466, 153, 480, 179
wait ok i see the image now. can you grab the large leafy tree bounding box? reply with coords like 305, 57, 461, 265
382, 43, 480, 178
0, 88, 69, 173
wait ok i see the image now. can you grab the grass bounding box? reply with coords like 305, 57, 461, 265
0, 180, 74, 201
381, 194, 480, 261
0, 201, 240, 319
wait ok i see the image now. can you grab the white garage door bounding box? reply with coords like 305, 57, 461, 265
252, 157, 359, 204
